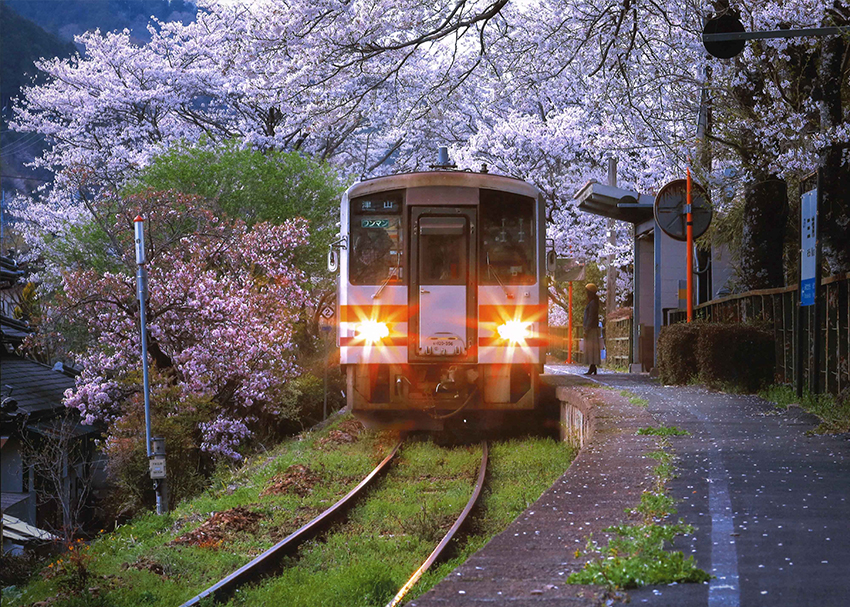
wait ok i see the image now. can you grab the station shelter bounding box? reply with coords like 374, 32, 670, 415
574, 181, 733, 371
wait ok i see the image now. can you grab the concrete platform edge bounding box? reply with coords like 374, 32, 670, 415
410, 375, 660, 606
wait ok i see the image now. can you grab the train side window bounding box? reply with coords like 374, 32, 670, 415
350, 192, 404, 285
480, 190, 535, 284
419, 216, 467, 285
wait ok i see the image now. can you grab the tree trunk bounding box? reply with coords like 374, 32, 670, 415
739, 175, 788, 289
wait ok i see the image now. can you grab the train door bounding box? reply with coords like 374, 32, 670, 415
410, 207, 476, 360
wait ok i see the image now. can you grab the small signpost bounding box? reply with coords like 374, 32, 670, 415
797, 171, 823, 397
800, 188, 818, 307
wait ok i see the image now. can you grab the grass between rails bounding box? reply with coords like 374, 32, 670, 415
759, 384, 850, 434
222, 437, 577, 606
3, 417, 576, 607
567, 422, 709, 590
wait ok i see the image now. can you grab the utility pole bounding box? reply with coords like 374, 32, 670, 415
134, 216, 167, 514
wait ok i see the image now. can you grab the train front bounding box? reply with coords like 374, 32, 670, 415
334, 171, 548, 430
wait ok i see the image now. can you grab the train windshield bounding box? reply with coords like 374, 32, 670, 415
419, 216, 467, 285
480, 190, 536, 284
349, 192, 404, 285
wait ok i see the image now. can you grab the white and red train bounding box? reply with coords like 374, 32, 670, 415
331, 164, 549, 429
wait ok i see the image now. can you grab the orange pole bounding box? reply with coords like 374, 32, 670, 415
686, 168, 694, 323
567, 281, 573, 363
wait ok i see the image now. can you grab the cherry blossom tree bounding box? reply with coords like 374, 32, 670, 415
24, 190, 310, 461
10, 0, 849, 301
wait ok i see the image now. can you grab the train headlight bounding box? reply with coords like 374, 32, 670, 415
497, 320, 531, 343
356, 320, 390, 343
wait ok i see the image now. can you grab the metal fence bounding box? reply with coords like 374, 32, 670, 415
668, 273, 850, 396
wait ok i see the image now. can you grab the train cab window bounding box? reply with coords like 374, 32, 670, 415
419, 217, 467, 285
480, 190, 535, 284
349, 192, 404, 285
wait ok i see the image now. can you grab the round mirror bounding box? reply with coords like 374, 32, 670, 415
327, 249, 339, 272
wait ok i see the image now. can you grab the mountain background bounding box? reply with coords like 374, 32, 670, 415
1, 0, 197, 203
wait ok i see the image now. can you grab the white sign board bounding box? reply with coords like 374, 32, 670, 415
800, 188, 817, 306
149, 455, 167, 479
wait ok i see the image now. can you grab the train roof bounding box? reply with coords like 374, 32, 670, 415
346, 171, 540, 200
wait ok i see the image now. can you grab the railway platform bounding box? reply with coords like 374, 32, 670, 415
410, 365, 850, 606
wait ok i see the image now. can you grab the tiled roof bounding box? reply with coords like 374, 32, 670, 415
0, 355, 75, 416
1, 492, 29, 512
1, 315, 32, 346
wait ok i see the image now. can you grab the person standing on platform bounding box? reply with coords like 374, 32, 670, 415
583, 283, 600, 375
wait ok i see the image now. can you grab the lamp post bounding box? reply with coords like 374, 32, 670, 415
134, 216, 167, 514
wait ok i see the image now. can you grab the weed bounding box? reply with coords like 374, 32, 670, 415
636, 425, 690, 436
759, 384, 850, 434
619, 389, 649, 408
568, 522, 710, 588
568, 435, 708, 590
628, 491, 678, 523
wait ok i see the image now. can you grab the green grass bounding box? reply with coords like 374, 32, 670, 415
619, 389, 649, 408
636, 425, 690, 437
3, 420, 576, 607
759, 384, 850, 433
224, 437, 577, 606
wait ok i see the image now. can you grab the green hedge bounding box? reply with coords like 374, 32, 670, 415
657, 322, 775, 392
657, 323, 700, 385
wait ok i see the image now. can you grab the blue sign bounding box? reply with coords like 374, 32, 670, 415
800, 188, 817, 306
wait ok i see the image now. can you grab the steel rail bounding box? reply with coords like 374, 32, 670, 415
386, 441, 489, 607
180, 440, 403, 606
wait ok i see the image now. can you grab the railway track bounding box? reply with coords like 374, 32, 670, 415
386, 440, 489, 607
181, 439, 488, 606
180, 440, 403, 606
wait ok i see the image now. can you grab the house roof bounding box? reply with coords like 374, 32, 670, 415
2, 513, 59, 543
1, 315, 32, 347
0, 256, 25, 288
1, 492, 29, 512
0, 355, 76, 417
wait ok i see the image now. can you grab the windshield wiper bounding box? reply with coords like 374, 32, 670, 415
486, 252, 512, 299
372, 270, 395, 299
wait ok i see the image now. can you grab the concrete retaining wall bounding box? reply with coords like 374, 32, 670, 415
556, 385, 594, 447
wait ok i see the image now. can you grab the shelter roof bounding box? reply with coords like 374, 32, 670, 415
575, 180, 655, 224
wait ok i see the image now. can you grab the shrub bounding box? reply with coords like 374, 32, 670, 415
697, 323, 775, 392
657, 322, 775, 393
104, 382, 212, 520
656, 323, 700, 385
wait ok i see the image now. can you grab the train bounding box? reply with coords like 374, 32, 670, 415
329, 154, 551, 430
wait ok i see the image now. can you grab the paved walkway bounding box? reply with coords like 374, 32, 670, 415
411, 366, 850, 606
591, 369, 850, 607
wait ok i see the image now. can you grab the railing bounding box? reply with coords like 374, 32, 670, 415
668, 273, 850, 396
548, 326, 581, 363
605, 316, 632, 368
